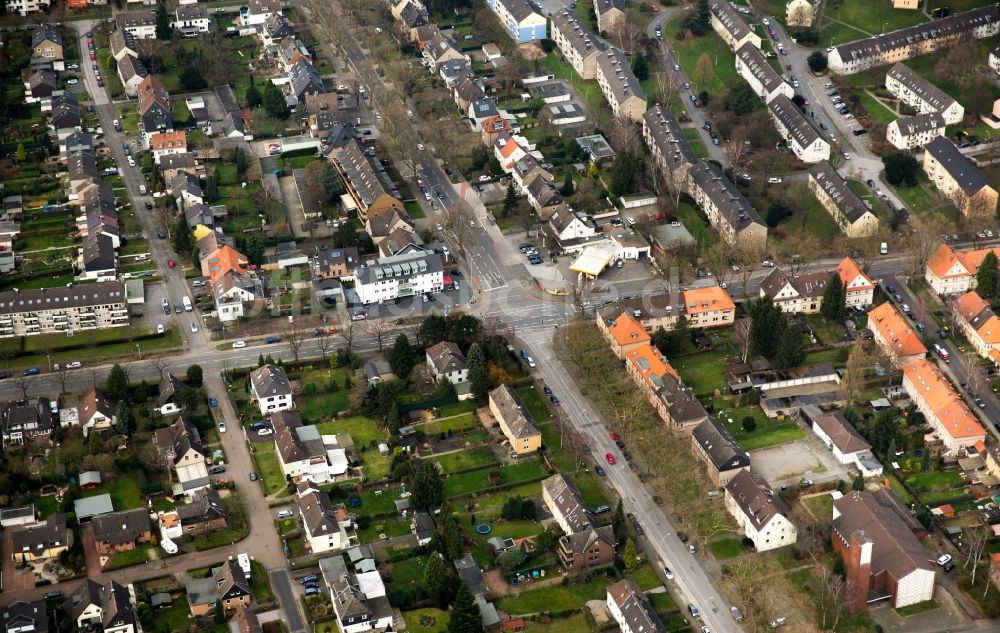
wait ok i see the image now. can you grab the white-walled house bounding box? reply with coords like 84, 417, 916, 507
724, 470, 797, 552
250, 365, 294, 415
425, 341, 469, 385
804, 410, 883, 478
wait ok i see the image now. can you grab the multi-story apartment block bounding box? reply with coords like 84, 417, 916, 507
885, 63, 964, 124
886, 112, 946, 150
709, 1, 760, 51
331, 140, 403, 222
354, 250, 444, 305
768, 95, 830, 163
688, 161, 767, 249
483, 0, 546, 43
736, 43, 794, 104
594, 0, 626, 33
902, 359, 985, 453
807, 161, 879, 237
551, 9, 605, 80
595, 47, 647, 122
923, 137, 998, 216
642, 105, 698, 189
725, 470, 797, 552
0, 283, 127, 338
828, 6, 1000, 75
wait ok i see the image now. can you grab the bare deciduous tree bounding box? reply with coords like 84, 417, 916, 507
282, 325, 308, 363
13, 375, 32, 398
53, 365, 70, 395
840, 340, 869, 403
962, 350, 987, 397
152, 358, 171, 382
964, 525, 989, 586
341, 318, 357, 353
316, 328, 334, 359
903, 223, 939, 278
734, 318, 753, 363
813, 565, 859, 631
365, 319, 391, 351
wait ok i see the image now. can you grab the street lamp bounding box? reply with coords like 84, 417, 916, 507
135, 344, 142, 360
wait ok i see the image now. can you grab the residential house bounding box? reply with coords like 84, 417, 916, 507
157, 374, 185, 415
541, 474, 615, 569
10, 514, 68, 563
66, 580, 104, 628
541, 473, 594, 535
229, 607, 262, 633
423, 31, 467, 69
808, 161, 880, 236
606, 579, 666, 633
425, 341, 469, 386
150, 131, 187, 164
886, 63, 965, 124
642, 105, 698, 189
0, 282, 128, 339
832, 490, 935, 612
0, 601, 49, 633
0, 506, 37, 529
828, 6, 1000, 75
6, 0, 50, 16
116, 54, 147, 98
624, 343, 709, 432
683, 286, 737, 328
213, 271, 257, 322
275, 423, 348, 484
922, 137, 998, 216
736, 43, 794, 104
321, 555, 394, 633
215, 560, 252, 610
548, 208, 597, 244
903, 359, 986, 453
953, 290, 1000, 365
600, 311, 651, 359
0, 398, 54, 447
411, 512, 435, 546
724, 470, 797, 551
174, 487, 228, 535
331, 139, 403, 222
494, 135, 528, 172
314, 246, 362, 280
837, 257, 876, 308
137, 75, 173, 141
867, 302, 928, 367
363, 359, 396, 387
91, 508, 152, 556
78, 387, 117, 437
299, 490, 353, 554
160, 153, 197, 182
154, 417, 211, 493
887, 112, 946, 150
116, 10, 157, 39
688, 161, 767, 249
353, 250, 444, 305
484, 0, 547, 43
803, 409, 883, 478
925, 243, 1000, 295
452, 76, 486, 112
172, 5, 211, 36
710, 0, 761, 51
289, 59, 325, 102
551, 9, 605, 80
31, 24, 63, 60
691, 418, 750, 487
201, 245, 248, 283
595, 47, 647, 122
250, 365, 294, 414
594, 0, 626, 33
525, 172, 565, 219
489, 384, 542, 455
768, 95, 830, 163
243, 0, 281, 26
759, 268, 831, 314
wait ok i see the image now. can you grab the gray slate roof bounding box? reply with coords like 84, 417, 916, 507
925, 136, 989, 195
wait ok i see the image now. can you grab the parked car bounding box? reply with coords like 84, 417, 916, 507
594, 465, 606, 476
217, 422, 226, 433
22, 368, 39, 376
278, 510, 294, 519
249, 472, 258, 481
605, 452, 617, 465
233, 340, 246, 348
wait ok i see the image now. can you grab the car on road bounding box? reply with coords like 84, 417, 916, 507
233, 340, 246, 348
767, 177, 782, 184
190, 322, 199, 333
127, 156, 136, 167
605, 452, 617, 465
266, 335, 281, 344
594, 465, 606, 476
663, 566, 673, 580
549, 395, 560, 405
167, 259, 176, 268
90, 51, 96, 60
249, 472, 258, 481
22, 367, 39, 376
543, 386, 553, 395
609, 431, 620, 441
218, 422, 226, 433
943, 561, 956, 572
436, 191, 445, 200
799, 478, 814, 488
417, 143, 425, 151
209, 397, 218, 408
0, 371, 11, 380
66, 361, 82, 369
526, 355, 536, 368
975, 397, 986, 409
174, 304, 182, 314
762, 260, 774, 267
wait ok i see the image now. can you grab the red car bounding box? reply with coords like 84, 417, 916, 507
90, 52, 96, 61
693, 99, 702, 108
609, 431, 620, 441
167, 259, 176, 269
605, 452, 617, 465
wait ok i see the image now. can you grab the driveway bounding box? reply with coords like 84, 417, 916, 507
81, 533, 103, 578
278, 175, 310, 239
1, 533, 36, 593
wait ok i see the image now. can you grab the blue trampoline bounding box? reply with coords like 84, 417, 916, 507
475, 523, 492, 535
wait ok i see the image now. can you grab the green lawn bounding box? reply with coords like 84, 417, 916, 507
356, 516, 413, 543
422, 413, 479, 435
106, 544, 151, 569
572, 470, 611, 508
803, 493, 834, 520
442, 460, 548, 498
672, 345, 734, 396
905, 470, 963, 490
361, 449, 392, 481
629, 563, 663, 591
436, 400, 478, 417
821, 0, 926, 39
672, 200, 718, 249
664, 14, 737, 94
31, 495, 59, 518
708, 537, 745, 559
316, 416, 388, 447
497, 573, 616, 615
516, 387, 552, 422
142, 598, 192, 633
855, 90, 896, 126
252, 444, 288, 496
733, 421, 805, 451
403, 608, 449, 633
429, 446, 498, 473
896, 600, 938, 617
300, 392, 351, 421
351, 486, 405, 517
816, 19, 869, 49
404, 200, 427, 219
87, 475, 144, 510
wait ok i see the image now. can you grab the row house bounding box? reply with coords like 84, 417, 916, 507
867, 302, 927, 367
768, 95, 830, 163
624, 343, 708, 432
595, 47, 647, 123
331, 139, 403, 222
489, 384, 542, 455
691, 418, 750, 487
736, 42, 794, 104
924, 243, 1000, 295
484, 0, 546, 43
885, 63, 964, 124
551, 9, 605, 80
688, 161, 767, 249
807, 161, 879, 237
541, 474, 614, 571
922, 137, 998, 217
709, 0, 760, 51
642, 105, 698, 190
116, 10, 158, 39
952, 291, 1000, 366
902, 359, 986, 454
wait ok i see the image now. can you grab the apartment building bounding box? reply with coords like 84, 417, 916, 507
902, 359, 986, 453
885, 63, 964, 124
172, 5, 211, 36
808, 161, 879, 236
759, 268, 830, 314
551, 9, 605, 80
688, 161, 767, 249
624, 343, 708, 432
484, 0, 546, 43
331, 140, 403, 222
250, 365, 294, 415
299, 491, 353, 554
709, 1, 761, 51
868, 302, 927, 367
724, 470, 797, 552
923, 137, 998, 216
736, 43, 794, 104
489, 384, 542, 455
952, 291, 1000, 365
116, 10, 158, 39
691, 418, 750, 487
0, 282, 127, 338
836, 257, 876, 307
594, 0, 626, 33
828, 6, 1000, 75
31, 24, 64, 60
886, 112, 946, 150
925, 243, 1000, 295
832, 490, 935, 613
6, 0, 50, 16
541, 474, 615, 570
642, 105, 698, 189
595, 47, 647, 122
768, 95, 830, 163
353, 250, 444, 305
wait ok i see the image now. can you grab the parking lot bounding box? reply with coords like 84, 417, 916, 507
748, 424, 849, 488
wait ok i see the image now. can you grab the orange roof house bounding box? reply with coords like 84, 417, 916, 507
603, 312, 650, 359
150, 131, 187, 153
836, 257, 875, 291
201, 245, 249, 283
494, 135, 527, 171
952, 290, 1000, 365
902, 359, 985, 452
867, 302, 927, 367
926, 243, 1000, 295
681, 286, 736, 328
625, 344, 680, 393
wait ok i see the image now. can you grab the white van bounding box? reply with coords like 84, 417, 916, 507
880, 242, 888, 255
139, 184, 147, 195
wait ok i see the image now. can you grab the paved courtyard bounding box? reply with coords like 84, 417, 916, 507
749, 424, 849, 488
